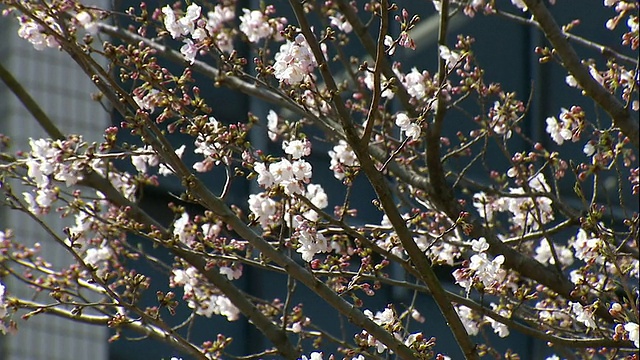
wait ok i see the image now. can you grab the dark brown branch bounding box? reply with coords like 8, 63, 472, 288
522, 0, 639, 149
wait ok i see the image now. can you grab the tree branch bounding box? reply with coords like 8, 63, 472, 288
522, 0, 639, 149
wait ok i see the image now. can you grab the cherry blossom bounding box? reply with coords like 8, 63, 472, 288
75, 12, 97, 35
162, 4, 201, 39
439, 45, 461, 69
295, 218, 330, 262
283, 139, 311, 160
17, 14, 61, 50
395, 112, 421, 140
569, 301, 597, 329
455, 305, 480, 336
273, 34, 318, 84
248, 192, 277, 228
239, 9, 272, 43
328, 140, 359, 180
624, 322, 639, 348
329, 13, 352, 33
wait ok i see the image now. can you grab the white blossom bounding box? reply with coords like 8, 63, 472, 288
283, 139, 311, 159
173, 212, 195, 245
329, 13, 352, 33
364, 71, 394, 99
248, 192, 277, 228
624, 322, 639, 348
296, 219, 329, 261
469, 252, 506, 287
439, 45, 461, 69
583, 142, 596, 156
254, 162, 275, 188
219, 266, 242, 280
572, 229, 604, 263
0, 282, 7, 334
328, 140, 359, 180
273, 34, 317, 84
395, 112, 421, 140
75, 12, 98, 35
180, 38, 198, 64
511, 0, 528, 11
267, 110, 279, 141
471, 237, 490, 252
239, 9, 272, 43
402, 68, 428, 100
299, 352, 323, 360
534, 240, 574, 267
162, 4, 201, 39
546, 116, 573, 145
569, 301, 597, 328
131, 145, 159, 173
455, 305, 480, 336
206, 5, 235, 33
565, 75, 578, 87
17, 15, 61, 50
158, 145, 185, 176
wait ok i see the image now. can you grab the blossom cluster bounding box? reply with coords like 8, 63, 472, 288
473, 172, 554, 232
171, 266, 240, 321
356, 306, 431, 355
452, 237, 507, 295
395, 112, 421, 140
273, 34, 318, 85
16, 12, 61, 50
253, 140, 313, 196
328, 140, 359, 180
162, 2, 237, 62
249, 136, 332, 262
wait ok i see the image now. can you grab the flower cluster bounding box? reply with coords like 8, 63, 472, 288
239, 9, 273, 43
171, 266, 240, 321
21, 138, 85, 213
569, 301, 597, 329
473, 173, 554, 232
329, 12, 352, 33
17, 12, 61, 50
254, 139, 313, 195
248, 193, 278, 228
571, 228, 605, 264
439, 45, 462, 69
132, 144, 185, 176
193, 117, 225, 173
395, 112, 421, 140
294, 216, 330, 262
545, 107, 584, 145
328, 140, 359, 180
359, 307, 426, 354
453, 237, 507, 294
273, 34, 318, 85
455, 303, 511, 338
534, 239, 574, 267
364, 70, 395, 99
162, 2, 237, 62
